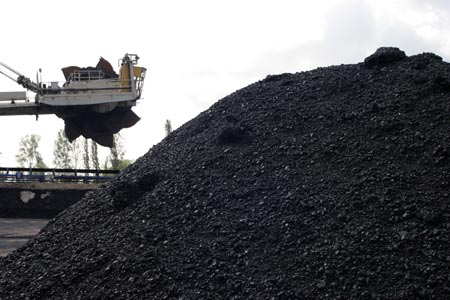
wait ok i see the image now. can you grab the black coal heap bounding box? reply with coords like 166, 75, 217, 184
1, 47, 450, 299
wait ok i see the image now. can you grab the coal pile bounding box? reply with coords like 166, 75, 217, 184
1, 47, 450, 299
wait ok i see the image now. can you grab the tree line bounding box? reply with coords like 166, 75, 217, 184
15, 131, 132, 170
13, 119, 174, 169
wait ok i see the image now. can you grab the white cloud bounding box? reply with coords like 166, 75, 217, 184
234, 0, 450, 81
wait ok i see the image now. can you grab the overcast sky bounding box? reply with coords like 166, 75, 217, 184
0, 0, 449, 167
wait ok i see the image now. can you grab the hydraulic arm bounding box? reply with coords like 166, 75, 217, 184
0, 61, 40, 93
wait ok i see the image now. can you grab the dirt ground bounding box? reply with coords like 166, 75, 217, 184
0, 218, 49, 256
0, 182, 100, 190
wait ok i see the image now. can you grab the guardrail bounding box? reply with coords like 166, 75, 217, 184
0, 167, 120, 183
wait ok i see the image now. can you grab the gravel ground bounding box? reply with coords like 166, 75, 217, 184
0, 47, 449, 299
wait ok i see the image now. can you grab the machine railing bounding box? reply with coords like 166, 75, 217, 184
0, 167, 120, 183
69, 70, 105, 81
135, 69, 146, 98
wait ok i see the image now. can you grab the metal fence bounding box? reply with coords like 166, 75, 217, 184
0, 167, 120, 183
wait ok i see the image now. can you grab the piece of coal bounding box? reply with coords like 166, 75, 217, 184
364, 46, 406, 68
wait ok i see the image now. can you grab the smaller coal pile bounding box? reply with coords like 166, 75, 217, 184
1, 47, 450, 299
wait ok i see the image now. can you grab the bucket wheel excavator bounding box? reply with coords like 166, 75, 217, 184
0, 54, 146, 147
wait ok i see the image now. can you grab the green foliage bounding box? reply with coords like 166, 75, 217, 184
35, 160, 48, 169
116, 159, 133, 170
16, 134, 47, 168
105, 134, 133, 170
53, 129, 73, 168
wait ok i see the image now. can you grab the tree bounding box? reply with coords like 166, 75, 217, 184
16, 134, 47, 168
103, 157, 109, 170
71, 138, 82, 169
165, 119, 172, 136
108, 134, 133, 170
109, 133, 125, 170
91, 140, 99, 169
83, 138, 90, 169
104, 134, 133, 170
53, 129, 73, 168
